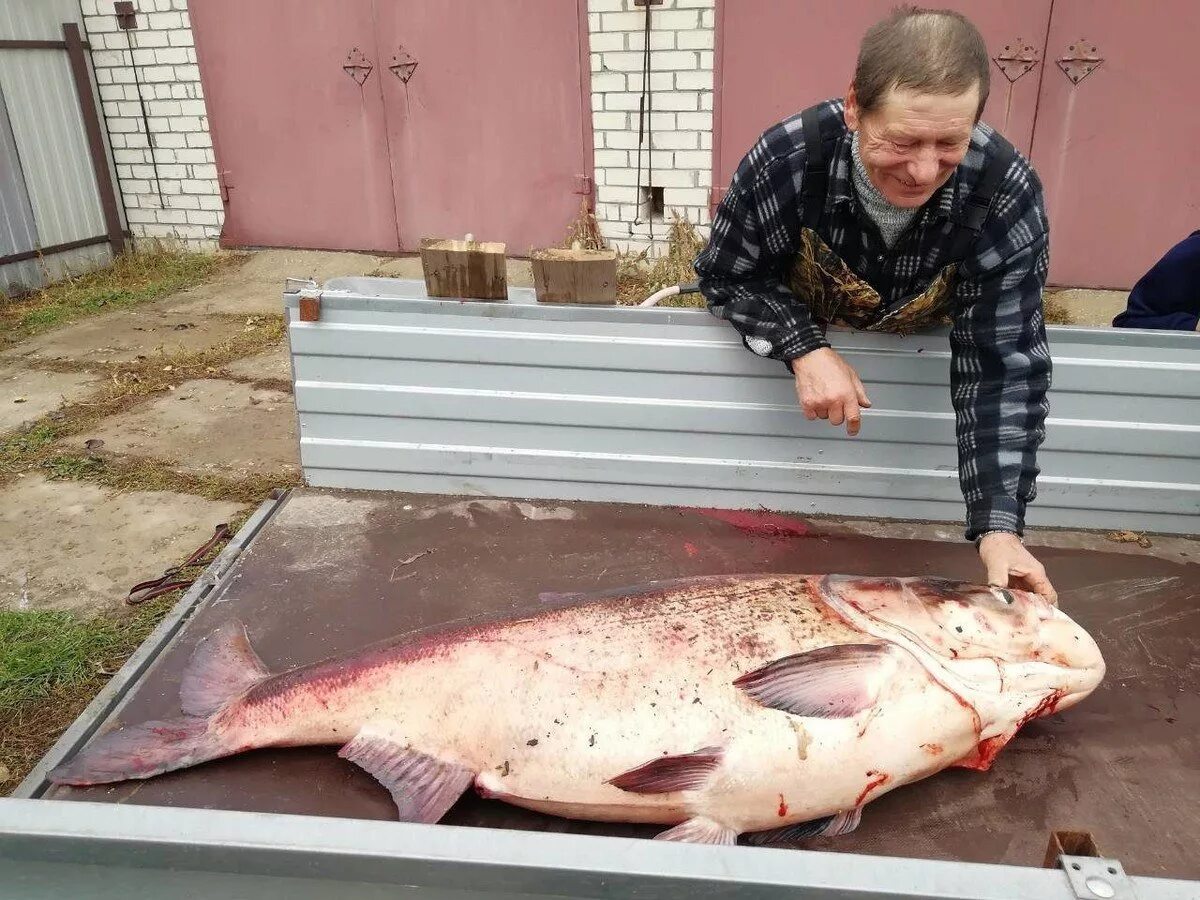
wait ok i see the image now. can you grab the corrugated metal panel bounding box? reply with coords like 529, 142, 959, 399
0, 82, 39, 292
287, 279, 1200, 536
0, 0, 116, 293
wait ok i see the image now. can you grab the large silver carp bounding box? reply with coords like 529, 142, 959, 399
50, 574, 1105, 845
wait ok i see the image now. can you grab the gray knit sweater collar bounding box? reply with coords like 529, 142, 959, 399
850, 131, 918, 249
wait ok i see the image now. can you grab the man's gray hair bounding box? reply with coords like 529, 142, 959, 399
853, 6, 991, 119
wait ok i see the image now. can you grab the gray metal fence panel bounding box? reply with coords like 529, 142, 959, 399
0, 0, 118, 293
0, 83, 39, 291
287, 281, 1200, 536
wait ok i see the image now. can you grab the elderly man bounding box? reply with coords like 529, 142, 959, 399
695, 7, 1057, 602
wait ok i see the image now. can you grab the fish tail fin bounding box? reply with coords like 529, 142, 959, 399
49, 620, 272, 787
179, 619, 271, 717
48, 715, 230, 785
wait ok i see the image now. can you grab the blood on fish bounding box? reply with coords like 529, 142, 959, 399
855, 770, 890, 806
920, 743, 943, 756
683, 542, 699, 558
777, 794, 788, 817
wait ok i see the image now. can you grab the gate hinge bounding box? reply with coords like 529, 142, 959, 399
574, 174, 594, 199
217, 169, 233, 203
1059, 856, 1137, 900
709, 185, 727, 215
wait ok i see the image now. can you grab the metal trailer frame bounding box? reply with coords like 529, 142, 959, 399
282, 277, 1199, 538
3, 278, 1197, 897
2, 492, 1191, 900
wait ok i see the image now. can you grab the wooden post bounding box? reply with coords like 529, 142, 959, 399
420, 238, 507, 301
63, 23, 125, 258
531, 247, 618, 305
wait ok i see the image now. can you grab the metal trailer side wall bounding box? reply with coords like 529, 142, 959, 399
286, 280, 1200, 536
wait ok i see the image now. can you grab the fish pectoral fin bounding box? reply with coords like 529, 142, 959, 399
743, 807, 862, 846
180, 619, 271, 718
339, 730, 474, 824
606, 746, 723, 794
654, 817, 738, 845
733, 643, 897, 718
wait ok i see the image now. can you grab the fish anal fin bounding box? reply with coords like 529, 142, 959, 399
655, 817, 737, 844
606, 746, 723, 794
339, 730, 474, 824
743, 807, 862, 846
733, 644, 896, 718
180, 619, 271, 718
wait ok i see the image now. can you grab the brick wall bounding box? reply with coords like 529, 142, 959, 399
586, 0, 715, 254
82, 0, 222, 249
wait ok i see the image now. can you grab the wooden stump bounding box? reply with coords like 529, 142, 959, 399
420, 238, 507, 301
531, 247, 618, 305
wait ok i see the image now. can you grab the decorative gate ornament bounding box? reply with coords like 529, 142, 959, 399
389, 45, 418, 83
343, 47, 373, 86
1057, 40, 1104, 85
992, 39, 1040, 82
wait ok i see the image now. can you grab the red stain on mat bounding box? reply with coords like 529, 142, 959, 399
692, 508, 811, 540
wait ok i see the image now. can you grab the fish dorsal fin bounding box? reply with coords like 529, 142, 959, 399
180, 619, 271, 717
339, 729, 474, 824
733, 644, 898, 718
606, 746, 723, 794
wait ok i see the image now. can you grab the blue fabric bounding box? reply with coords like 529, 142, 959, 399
1112, 230, 1200, 331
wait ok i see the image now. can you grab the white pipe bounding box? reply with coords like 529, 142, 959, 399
639, 284, 681, 307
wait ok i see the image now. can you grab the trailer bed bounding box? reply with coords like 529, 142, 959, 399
28, 487, 1197, 880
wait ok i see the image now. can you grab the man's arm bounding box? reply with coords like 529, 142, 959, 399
695, 150, 871, 433
949, 163, 1055, 598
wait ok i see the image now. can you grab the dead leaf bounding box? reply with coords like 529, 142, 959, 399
162, 365, 174, 372
12, 397, 26, 403
0, 763, 9, 784
1106, 530, 1152, 549
84, 439, 105, 452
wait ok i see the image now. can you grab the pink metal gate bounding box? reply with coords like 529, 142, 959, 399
191, 1, 593, 255
713, 1, 1200, 288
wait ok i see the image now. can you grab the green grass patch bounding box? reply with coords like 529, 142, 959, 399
0, 245, 245, 345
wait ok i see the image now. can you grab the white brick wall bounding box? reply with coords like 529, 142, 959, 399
82, 0, 222, 249
587, 0, 715, 254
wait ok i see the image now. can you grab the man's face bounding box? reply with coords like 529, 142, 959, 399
845, 83, 979, 208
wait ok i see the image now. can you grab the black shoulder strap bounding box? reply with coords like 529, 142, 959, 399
800, 107, 829, 231
948, 136, 1017, 261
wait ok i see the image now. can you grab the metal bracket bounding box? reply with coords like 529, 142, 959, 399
113, 1, 137, 31
284, 277, 317, 295
389, 45, 418, 83
573, 174, 594, 199
1060, 857, 1137, 899
343, 47, 373, 86
1057, 40, 1104, 84
993, 39, 1040, 82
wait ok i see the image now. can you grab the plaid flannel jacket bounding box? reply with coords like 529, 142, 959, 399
694, 100, 1052, 540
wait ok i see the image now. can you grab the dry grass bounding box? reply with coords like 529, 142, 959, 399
1042, 291, 1072, 325
557, 205, 708, 308
0, 243, 246, 347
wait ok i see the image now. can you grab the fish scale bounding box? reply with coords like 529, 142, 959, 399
48, 573, 1104, 846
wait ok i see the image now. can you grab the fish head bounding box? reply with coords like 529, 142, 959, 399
822, 575, 1105, 725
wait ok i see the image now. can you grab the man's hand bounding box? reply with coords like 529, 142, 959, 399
791, 348, 872, 436
978, 532, 1058, 605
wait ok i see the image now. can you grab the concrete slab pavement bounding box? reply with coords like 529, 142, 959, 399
0, 367, 100, 433
70, 378, 299, 478
0, 474, 245, 613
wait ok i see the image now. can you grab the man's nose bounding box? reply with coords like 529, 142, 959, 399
906, 149, 939, 185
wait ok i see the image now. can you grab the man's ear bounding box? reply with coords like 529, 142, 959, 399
844, 84, 860, 131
